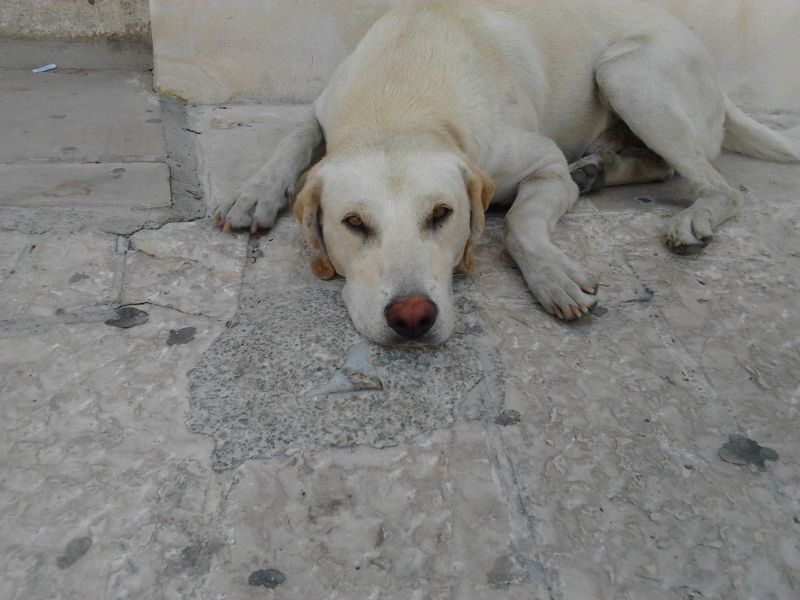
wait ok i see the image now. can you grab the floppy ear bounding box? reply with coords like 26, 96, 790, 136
293, 162, 336, 280
456, 160, 495, 273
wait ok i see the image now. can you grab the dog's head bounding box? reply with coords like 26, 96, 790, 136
293, 147, 493, 345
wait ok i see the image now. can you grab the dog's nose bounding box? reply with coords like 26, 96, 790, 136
385, 295, 438, 340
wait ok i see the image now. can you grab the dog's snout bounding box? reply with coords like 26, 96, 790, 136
385, 295, 438, 340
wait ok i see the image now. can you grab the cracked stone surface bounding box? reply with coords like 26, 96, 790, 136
1, 62, 800, 600
188, 282, 487, 470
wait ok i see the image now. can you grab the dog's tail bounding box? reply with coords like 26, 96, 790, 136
722, 98, 800, 163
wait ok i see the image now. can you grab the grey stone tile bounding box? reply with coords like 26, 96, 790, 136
0, 163, 171, 209
188, 104, 311, 215
0, 230, 120, 317
122, 220, 249, 320
0, 39, 152, 71
203, 426, 548, 600
0, 307, 224, 600
0, 70, 165, 163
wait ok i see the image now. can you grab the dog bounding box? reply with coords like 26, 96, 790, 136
212, 0, 799, 346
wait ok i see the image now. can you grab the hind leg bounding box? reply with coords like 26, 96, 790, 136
569, 123, 675, 193
595, 36, 743, 253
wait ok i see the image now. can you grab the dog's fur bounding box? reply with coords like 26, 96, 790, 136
213, 0, 800, 345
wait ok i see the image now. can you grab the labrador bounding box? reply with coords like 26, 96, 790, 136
212, 0, 799, 346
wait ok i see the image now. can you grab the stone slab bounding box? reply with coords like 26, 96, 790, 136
122, 220, 249, 320
187, 285, 487, 470
0, 162, 171, 208
0, 39, 153, 71
188, 104, 311, 216
203, 426, 548, 600
0, 230, 120, 318
0, 308, 225, 600
0, 70, 165, 163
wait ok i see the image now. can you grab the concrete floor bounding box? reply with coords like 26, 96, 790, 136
1, 66, 799, 600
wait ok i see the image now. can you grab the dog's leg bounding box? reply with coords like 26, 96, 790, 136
569, 122, 674, 193
213, 110, 324, 233
570, 148, 675, 194
595, 38, 743, 254
505, 143, 598, 321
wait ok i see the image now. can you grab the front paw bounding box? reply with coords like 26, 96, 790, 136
523, 252, 599, 320
212, 181, 288, 234
665, 206, 713, 255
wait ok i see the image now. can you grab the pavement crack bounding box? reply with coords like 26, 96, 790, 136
120, 301, 217, 320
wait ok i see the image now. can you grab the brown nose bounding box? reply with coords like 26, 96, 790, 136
385, 295, 438, 340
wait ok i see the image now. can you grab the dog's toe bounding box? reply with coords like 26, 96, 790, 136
570, 159, 606, 195
666, 207, 715, 255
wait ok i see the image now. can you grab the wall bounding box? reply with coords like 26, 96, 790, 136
0, 0, 151, 43
148, 0, 799, 110
645, 0, 800, 112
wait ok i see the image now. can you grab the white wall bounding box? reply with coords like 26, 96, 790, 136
150, 0, 800, 111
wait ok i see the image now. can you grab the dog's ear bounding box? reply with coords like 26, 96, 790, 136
456, 159, 494, 273
293, 162, 336, 280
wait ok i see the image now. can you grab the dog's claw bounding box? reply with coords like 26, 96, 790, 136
250, 220, 260, 234
223, 221, 233, 232
581, 283, 597, 295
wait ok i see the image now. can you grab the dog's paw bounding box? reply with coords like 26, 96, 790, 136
665, 207, 713, 255
212, 179, 288, 234
523, 251, 599, 321
569, 156, 606, 195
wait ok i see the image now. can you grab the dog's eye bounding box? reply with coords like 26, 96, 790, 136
343, 213, 370, 234
431, 205, 452, 226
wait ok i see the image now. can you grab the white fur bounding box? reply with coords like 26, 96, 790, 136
217, 0, 799, 345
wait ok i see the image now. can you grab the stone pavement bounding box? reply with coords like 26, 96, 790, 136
1, 67, 799, 600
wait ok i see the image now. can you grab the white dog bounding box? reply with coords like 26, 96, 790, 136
213, 0, 799, 345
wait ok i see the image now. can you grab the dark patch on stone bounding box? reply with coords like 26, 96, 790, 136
590, 305, 609, 316
49, 114, 67, 119
248, 568, 286, 589
56, 536, 92, 569
180, 539, 223, 575
167, 327, 196, 346
626, 286, 655, 304
60, 146, 77, 153
68, 272, 89, 284
105, 307, 149, 329
248, 245, 264, 263
146, 118, 162, 124
638, 196, 654, 203
494, 410, 521, 426
718, 434, 778, 470
487, 555, 525, 588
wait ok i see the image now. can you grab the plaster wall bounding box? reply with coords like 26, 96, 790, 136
149, 0, 800, 111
